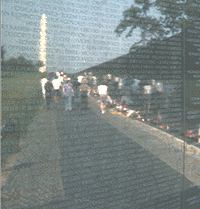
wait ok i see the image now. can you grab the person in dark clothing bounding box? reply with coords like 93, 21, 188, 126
87, 77, 94, 96
72, 77, 80, 107
113, 77, 119, 90
44, 78, 53, 110
79, 79, 90, 109
107, 81, 114, 100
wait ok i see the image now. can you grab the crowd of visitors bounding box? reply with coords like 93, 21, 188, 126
41, 72, 93, 111
40, 72, 174, 119
40, 71, 184, 136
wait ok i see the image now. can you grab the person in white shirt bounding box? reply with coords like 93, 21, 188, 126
40, 75, 48, 99
143, 80, 153, 115
58, 74, 63, 83
151, 80, 164, 122
97, 82, 108, 114
78, 75, 84, 83
52, 76, 61, 104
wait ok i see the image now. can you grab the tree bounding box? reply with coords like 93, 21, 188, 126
115, 0, 200, 52
115, 0, 167, 52
155, 0, 200, 34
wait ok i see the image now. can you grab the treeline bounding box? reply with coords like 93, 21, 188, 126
1, 46, 43, 72
1, 56, 44, 72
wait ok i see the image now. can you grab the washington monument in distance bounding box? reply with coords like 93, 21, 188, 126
39, 14, 47, 73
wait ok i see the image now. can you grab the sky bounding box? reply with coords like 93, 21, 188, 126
2, 0, 152, 73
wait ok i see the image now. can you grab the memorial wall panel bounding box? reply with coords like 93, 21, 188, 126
1, 0, 200, 208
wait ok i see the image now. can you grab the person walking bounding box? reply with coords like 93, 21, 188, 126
72, 77, 80, 108
63, 79, 74, 111
143, 80, 152, 116
79, 78, 90, 109
40, 75, 48, 99
97, 81, 108, 114
52, 76, 61, 105
44, 78, 53, 110
155, 81, 164, 119
92, 76, 97, 96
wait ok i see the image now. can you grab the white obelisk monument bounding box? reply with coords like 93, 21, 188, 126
39, 14, 47, 73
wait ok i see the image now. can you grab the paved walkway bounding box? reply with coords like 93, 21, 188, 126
1, 106, 65, 208
1, 98, 200, 209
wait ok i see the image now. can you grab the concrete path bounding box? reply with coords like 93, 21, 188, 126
1, 106, 65, 208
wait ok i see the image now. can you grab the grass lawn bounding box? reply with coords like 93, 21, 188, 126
1, 71, 44, 159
